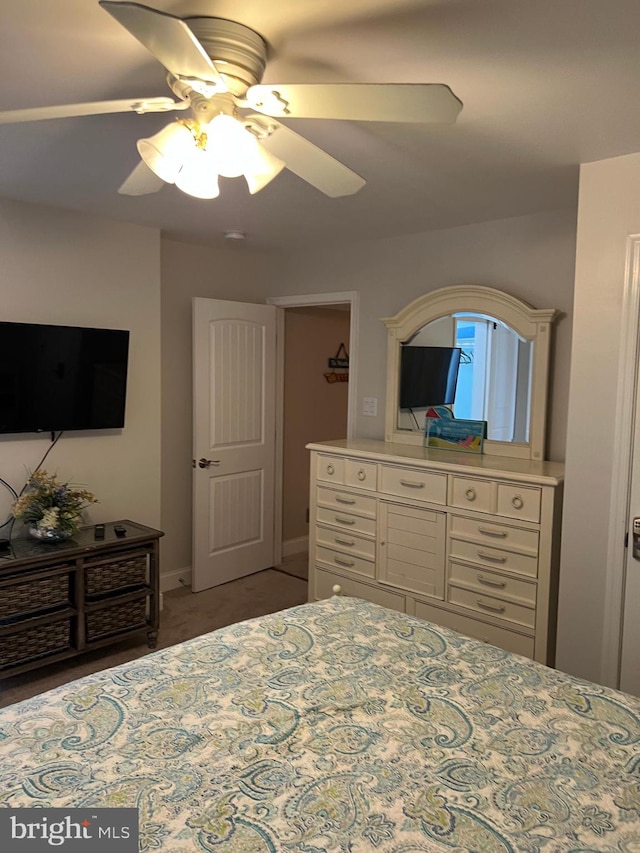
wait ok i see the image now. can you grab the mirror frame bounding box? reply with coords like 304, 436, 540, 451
382, 285, 558, 461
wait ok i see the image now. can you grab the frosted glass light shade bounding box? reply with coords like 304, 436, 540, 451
244, 141, 286, 194
205, 114, 258, 178
175, 148, 220, 199
137, 122, 196, 183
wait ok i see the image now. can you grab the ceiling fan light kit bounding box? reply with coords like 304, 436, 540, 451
137, 112, 286, 198
0, 1, 463, 203
137, 121, 195, 183
174, 148, 220, 200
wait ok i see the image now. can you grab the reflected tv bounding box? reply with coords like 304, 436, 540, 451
399, 345, 461, 409
0, 321, 130, 434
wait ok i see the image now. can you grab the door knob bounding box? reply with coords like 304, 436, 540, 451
198, 458, 220, 469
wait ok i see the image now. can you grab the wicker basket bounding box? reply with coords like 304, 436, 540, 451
86, 598, 147, 642
85, 553, 148, 598
0, 619, 71, 670
0, 572, 71, 623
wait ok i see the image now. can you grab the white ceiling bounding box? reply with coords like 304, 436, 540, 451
2, 0, 640, 252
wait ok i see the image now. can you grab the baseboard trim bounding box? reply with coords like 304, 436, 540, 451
282, 536, 309, 557
160, 547, 308, 590
160, 566, 192, 592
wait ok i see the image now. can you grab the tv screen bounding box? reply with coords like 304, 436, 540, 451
0, 322, 130, 434
400, 345, 461, 409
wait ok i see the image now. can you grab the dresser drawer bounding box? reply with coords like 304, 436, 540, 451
316, 525, 376, 560
380, 464, 447, 505
448, 561, 536, 607
448, 538, 538, 578
345, 459, 378, 491
317, 486, 376, 519
449, 476, 494, 513
447, 586, 535, 629
314, 568, 405, 611
316, 506, 376, 537
0, 616, 72, 671
316, 546, 375, 579
86, 596, 147, 642
84, 549, 148, 598
316, 454, 345, 484
497, 484, 541, 523
414, 599, 534, 658
449, 514, 539, 554
0, 567, 72, 623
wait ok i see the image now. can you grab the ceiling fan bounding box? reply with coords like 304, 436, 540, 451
0, 1, 463, 200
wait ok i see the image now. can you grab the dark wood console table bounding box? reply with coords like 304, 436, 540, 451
0, 520, 163, 678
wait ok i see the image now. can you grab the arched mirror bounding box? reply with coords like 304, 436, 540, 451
382, 285, 558, 461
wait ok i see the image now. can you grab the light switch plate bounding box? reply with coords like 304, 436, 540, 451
363, 397, 378, 416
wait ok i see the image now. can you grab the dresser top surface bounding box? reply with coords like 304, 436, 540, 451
0, 520, 164, 572
306, 438, 565, 485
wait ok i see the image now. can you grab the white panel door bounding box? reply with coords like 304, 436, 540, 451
192, 298, 277, 592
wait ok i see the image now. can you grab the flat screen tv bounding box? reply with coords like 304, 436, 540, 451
400, 345, 461, 409
0, 321, 130, 434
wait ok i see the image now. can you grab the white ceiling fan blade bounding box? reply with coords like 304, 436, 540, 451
0, 97, 188, 124
99, 1, 226, 91
245, 83, 462, 124
246, 115, 365, 198
118, 161, 164, 195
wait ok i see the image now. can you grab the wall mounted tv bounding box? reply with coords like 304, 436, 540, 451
399, 345, 461, 409
0, 322, 130, 434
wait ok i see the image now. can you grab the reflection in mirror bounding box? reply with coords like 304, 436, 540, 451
397, 313, 533, 443
384, 285, 557, 460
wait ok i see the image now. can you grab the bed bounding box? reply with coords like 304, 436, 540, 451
1, 595, 639, 852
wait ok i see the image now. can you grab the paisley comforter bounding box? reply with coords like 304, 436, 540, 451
0, 596, 639, 852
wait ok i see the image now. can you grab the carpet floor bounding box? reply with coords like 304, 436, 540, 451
0, 560, 308, 709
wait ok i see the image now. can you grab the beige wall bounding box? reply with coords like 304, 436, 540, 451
282, 307, 350, 543
0, 197, 161, 533
558, 151, 640, 684
0, 198, 577, 597
160, 238, 280, 585
160, 208, 577, 581
278, 208, 577, 462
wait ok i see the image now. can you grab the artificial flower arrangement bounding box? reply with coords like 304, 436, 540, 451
12, 470, 97, 540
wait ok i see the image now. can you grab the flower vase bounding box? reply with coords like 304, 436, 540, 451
30, 524, 72, 543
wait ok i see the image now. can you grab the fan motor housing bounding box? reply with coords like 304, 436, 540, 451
185, 17, 267, 95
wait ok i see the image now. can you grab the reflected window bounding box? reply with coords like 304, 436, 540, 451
453, 314, 530, 442
453, 318, 487, 421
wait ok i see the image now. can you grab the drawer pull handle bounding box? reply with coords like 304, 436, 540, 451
400, 479, 425, 489
477, 550, 507, 564
334, 537, 355, 547
476, 599, 506, 613
357, 469, 367, 481
334, 516, 356, 526
334, 556, 355, 568
512, 495, 524, 510
478, 527, 507, 538
326, 464, 335, 475
465, 487, 476, 501
477, 574, 506, 588
336, 496, 356, 505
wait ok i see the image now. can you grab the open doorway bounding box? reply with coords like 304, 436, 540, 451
268, 292, 358, 583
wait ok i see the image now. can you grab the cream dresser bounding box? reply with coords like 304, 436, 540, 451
307, 438, 564, 665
